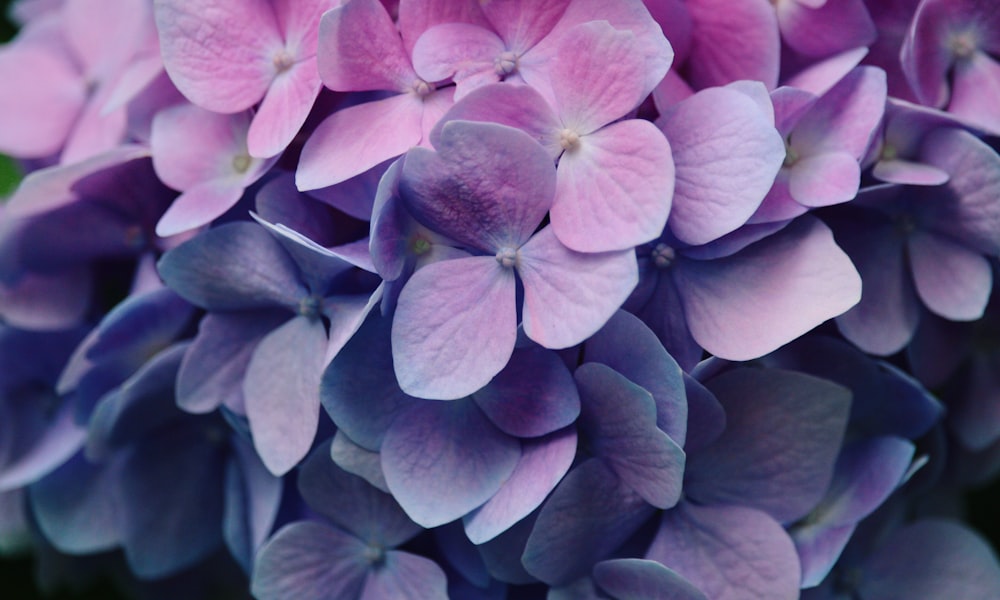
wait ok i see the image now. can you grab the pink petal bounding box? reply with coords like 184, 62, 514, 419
410, 23, 504, 89
776, 0, 876, 58
317, 0, 417, 92
787, 151, 861, 207
949, 51, 1000, 135
247, 59, 322, 158
150, 104, 253, 190
548, 21, 650, 133
872, 158, 950, 186
391, 256, 516, 400
155, 178, 246, 237
60, 83, 129, 164
661, 86, 785, 245
0, 43, 85, 158
550, 119, 673, 252
519, 227, 638, 349
296, 93, 424, 190
481, 0, 570, 50
64, 0, 153, 79
782, 47, 870, 96
272, 0, 333, 57
790, 66, 886, 159
908, 231, 992, 321
683, 0, 780, 89
155, 0, 281, 112
397, 0, 490, 55
676, 216, 861, 361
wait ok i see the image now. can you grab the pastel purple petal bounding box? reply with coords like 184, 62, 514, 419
872, 158, 950, 186
833, 216, 920, 355
244, 316, 327, 475
776, 0, 876, 57
397, 0, 492, 55
917, 128, 1000, 256
576, 363, 685, 509
463, 427, 577, 544
0, 43, 85, 158
154, 0, 281, 112
519, 227, 638, 349
790, 67, 886, 159
632, 268, 705, 372
482, 0, 570, 50
156, 222, 306, 311
676, 216, 861, 361
177, 311, 286, 414
228, 435, 283, 554
522, 458, 656, 585
251, 521, 369, 600
429, 83, 563, 159
298, 444, 420, 547
783, 47, 870, 96
0, 404, 85, 491
683, 0, 780, 89
548, 21, 650, 132
380, 399, 521, 528
646, 503, 800, 600
330, 431, 389, 493
473, 346, 579, 438
949, 52, 1000, 134
392, 256, 515, 400
661, 86, 784, 245
682, 374, 726, 454
787, 151, 861, 207
689, 367, 851, 523
410, 23, 504, 87
317, 0, 416, 92
400, 120, 555, 252
361, 551, 449, 600
297, 93, 424, 190
155, 178, 246, 237
859, 520, 1000, 600
247, 60, 322, 158
593, 559, 708, 600
909, 230, 991, 321
551, 119, 673, 252
585, 310, 687, 444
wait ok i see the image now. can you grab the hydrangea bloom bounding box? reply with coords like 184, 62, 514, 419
2, 0, 1000, 598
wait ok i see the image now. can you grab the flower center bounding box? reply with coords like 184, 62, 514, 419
363, 543, 385, 566
652, 243, 675, 269
410, 234, 432, 256
494, 51, 518, 76
232, 154, 252, 174
895, 213, 917, 236
273, 50, 295, 73
782, 138, 799, 168
298, 294, 324, 319
559, 129, 581, 153
950, 31, 978, 59
880, 143, 898, 162
495, 247, 518, 269
412, 79, 434, 98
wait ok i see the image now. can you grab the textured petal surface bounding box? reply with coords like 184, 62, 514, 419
361, 551, 449, 600
463, 427, 576, 544
523, 458, 656, 585
676, 216, 861, 361
244, 317, 327, 475
689, 367, 851, 523
247, 59, 322, 158
150, 104, 254, 191
473, 346, 579, 438
551, 119, 674, 252
909, 230, 991, 321
790, 67, 886, 159
252, 521, 369, 600
154, 0, 280, 111
410, 23, 504, 89
519, 227, 638, 349
585, 310, 687, 444
777, 0, 876, 57
787, 151, 861, 208
391, 256, 516, 400
662, 86, 784, 245
381, 399, 520, 528
155, 178, 246, 237
683, 0, 780, 89
157, 222, 305, 311
646, 503, 800, 600
297, 93, 424, 190
400, 120, 555, 252
318, 0, 416, 92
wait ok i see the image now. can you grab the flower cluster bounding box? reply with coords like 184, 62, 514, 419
2, 0, 1000, 598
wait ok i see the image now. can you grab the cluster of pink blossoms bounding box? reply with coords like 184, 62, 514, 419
2, 0, 1000, 599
